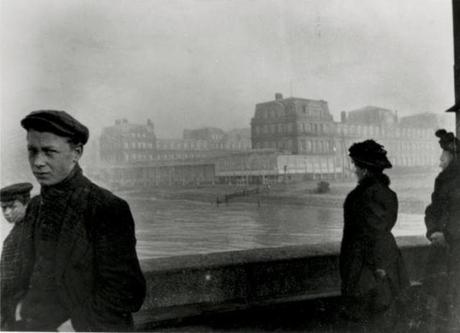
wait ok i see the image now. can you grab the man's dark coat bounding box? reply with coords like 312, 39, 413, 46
19, 166, 146, 331
0, 221, 30, 330
424, 159, 460, 326
425, 159, 460, 243
340, 174, 409, 299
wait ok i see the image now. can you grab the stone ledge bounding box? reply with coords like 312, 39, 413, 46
136, 235, 430, 329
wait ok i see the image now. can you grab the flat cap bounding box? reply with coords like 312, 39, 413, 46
21, 110, 89, 145
349, 139, 392, 170
0, 183, 33, 202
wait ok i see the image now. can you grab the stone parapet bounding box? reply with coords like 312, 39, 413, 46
136, 235, 430, 330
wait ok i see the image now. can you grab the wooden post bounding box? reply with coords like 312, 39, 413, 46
447, 0, 460, 136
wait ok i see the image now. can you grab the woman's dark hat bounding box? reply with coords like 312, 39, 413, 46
435, 129, 460, 154
21, 110, 89, 145
0, 183, 33, 202
349, 140, 392, 170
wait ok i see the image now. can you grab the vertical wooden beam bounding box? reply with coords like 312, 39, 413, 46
447, 0, 460, 136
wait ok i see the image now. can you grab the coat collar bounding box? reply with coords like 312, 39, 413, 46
358, 172, 390, 188
40, 164, 85, 199
437, 159, 460, 182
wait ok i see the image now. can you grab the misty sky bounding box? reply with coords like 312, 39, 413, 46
0, 0, 455, 145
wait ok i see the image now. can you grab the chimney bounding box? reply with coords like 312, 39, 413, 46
275, 93, 283, 100
147, 118, 154, 129
115, 119, 121, 125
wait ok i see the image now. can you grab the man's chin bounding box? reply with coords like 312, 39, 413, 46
36, 178, 57, 186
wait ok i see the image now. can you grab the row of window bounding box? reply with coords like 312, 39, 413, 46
253, 122, 332, 136
109, 141, 252, 151
337, 125, 433, 138
121, 151, 210, 162
253, 122, 434, 138
394, 155, 437, 166
254, 139, 333, 153
259, 106, 324, 120
130, 132, 154, 138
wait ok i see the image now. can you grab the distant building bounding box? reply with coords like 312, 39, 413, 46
183, 127, 251, 151
251, 94, 441, 175
215, 149, 338, 184
99, 118, 157, 163
155, 138, 212, 161
95, 95, 446, 189
99, 159, 216, 189
340, 107, 438, 169
251, 93, 335, 155
183, 127, 226, 144
98, 121, 251, 188
344, 106, 398, 126
399, 112, 453, 129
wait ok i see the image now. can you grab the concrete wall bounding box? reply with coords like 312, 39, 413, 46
135, 235, 430, 329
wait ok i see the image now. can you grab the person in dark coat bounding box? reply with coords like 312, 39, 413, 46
0, 183, 33, 330
424, 129, 460, 331
13, 110, 146, 332
340, 140, 409, 330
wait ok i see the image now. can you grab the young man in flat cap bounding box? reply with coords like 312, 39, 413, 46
0, 183, 33, 330
16, 110, 146, 331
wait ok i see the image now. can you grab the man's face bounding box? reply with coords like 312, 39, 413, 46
1, 200, 27, 224
27, 130, 82, 186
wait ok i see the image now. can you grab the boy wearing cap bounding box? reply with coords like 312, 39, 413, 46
17, 110, 146, 331
0, 183, 33, 330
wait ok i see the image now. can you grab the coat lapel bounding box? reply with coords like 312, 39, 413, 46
55, 186, 92, 280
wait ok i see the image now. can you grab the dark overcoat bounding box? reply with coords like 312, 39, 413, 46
18, 166, 146, 331
425, 159, 460, 243
340, 174, 409, 300
424, 159, 460, 321
0, 220, 31, 330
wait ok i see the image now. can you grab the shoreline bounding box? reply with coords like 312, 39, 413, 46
120, 177, 430, 215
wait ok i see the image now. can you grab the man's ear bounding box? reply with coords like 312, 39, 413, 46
73, 145, 83, 162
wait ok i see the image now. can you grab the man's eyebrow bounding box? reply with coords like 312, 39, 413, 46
27, 144, 58, 150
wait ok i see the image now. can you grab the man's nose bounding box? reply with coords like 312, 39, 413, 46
31, 152, 46, 168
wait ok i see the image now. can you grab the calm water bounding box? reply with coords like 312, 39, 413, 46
128, 198, 425, 259
0, 198, 425, 260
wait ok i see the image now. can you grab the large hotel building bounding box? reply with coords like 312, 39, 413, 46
93, 93, 449, 188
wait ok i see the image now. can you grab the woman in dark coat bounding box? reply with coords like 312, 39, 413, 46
424, 129, 460, 331
340, 140, 409, 330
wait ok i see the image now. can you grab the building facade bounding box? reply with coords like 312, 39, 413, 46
251, 93, 335, 155
99, 118, 157, 163
251, 94, 441, 172
96, 95, 447, 188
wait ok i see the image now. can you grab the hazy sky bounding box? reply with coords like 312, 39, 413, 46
0, 0, 454, 144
